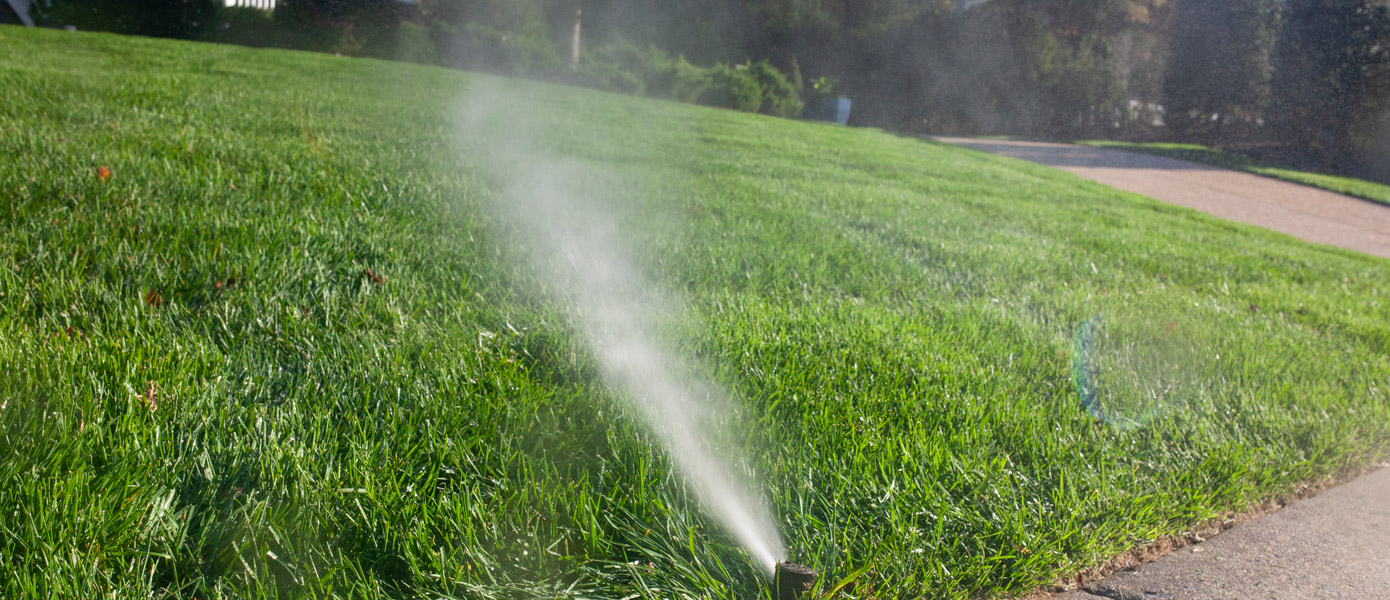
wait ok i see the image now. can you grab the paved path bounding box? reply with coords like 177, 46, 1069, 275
1065, 465, 1390, 600
932, 138, 1390, 259
934, 137, 1390, 599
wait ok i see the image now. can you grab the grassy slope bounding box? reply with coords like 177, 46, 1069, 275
1, 27, 1388, 599
1079, 140, 1390, 208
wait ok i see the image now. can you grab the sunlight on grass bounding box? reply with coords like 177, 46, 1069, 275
1, 27, 1388, 599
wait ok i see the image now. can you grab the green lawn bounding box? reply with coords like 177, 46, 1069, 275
1079, 140, 1390, 208
2, 26, 1388, 599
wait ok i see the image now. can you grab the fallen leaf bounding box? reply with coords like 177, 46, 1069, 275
1248, 304, 1259, 313
365, 268, 385, 284
145, 289, 163, 308
143, 381, 157, 413
96, 166, 112, 182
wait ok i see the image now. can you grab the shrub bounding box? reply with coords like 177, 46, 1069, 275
432, 21, 561, 77
359, 22, 440, 66
577, 55, 647, 96
746, 60, 802, 118
206, 7, 292, 48
666, 57, 714, 104
699, 61, 801, 117
578, 38, 655, 95
578, 39, 715, 101
700, 63, 763, 113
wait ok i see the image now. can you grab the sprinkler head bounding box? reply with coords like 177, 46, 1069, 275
775, 562, 817, 600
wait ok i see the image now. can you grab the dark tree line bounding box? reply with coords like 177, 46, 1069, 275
1164, 0, 1281, 137
1273, 0, 1390, 176
30, 0, 1390, 178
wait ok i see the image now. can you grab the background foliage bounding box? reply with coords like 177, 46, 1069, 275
31, 0, 1390, 181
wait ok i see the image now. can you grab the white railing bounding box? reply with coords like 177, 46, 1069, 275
224, 0, 276, 10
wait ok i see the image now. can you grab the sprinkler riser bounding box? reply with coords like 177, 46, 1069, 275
775, 562, 817, 600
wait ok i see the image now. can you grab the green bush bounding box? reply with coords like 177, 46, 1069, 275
746, 60, 802, 118
209, 8, 434, 65
578, 39, 656, 96
578, 39, 716, 101
578, 55, 648, 96
664, 56, 715, 103
380, 22, 440, 66
205, 7, 348, 53
700, 63, 764, 113
431, 20, 561, 77
205, 7, 291, 48
697, 61, 801, 117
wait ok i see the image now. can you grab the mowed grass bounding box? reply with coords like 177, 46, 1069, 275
2, 26, 1389, 599
1079, 140, 1390, 208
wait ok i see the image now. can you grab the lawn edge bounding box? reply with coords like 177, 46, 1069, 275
1015, 453, 1390, 600
1075, 140, 1390, 209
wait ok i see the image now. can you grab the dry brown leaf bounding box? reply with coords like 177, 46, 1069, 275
143, 381, 157, 413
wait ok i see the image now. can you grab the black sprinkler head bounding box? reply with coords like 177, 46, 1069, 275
775, 562, 817, 600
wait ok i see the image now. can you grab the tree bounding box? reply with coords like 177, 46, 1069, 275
1272, 0, 1390, 175
1163, 0, 1281, 138
419, 0, 561, 75
37, 0, 219, 38
274, 0, 401, 55
998, 0, 1136, 136
835, 0, 1172, 134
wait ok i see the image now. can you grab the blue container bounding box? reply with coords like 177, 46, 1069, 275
805, 97, 852, 125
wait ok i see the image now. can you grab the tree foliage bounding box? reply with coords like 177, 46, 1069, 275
1272, 0, 1390, 173
37, 0, 219, 38
43, 0, 1390, 175
421, 0, 561, 75
1163, 0, 1281, 137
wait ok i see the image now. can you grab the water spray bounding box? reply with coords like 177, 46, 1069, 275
460, 84, 787, 579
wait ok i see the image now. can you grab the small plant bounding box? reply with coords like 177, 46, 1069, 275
810, 75, 838, 100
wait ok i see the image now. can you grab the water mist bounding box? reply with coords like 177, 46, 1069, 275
459, 84, 785, 576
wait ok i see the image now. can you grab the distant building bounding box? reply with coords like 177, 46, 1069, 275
2, 0, 34, 27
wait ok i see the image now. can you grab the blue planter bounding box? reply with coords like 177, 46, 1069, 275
804, 97, 852, 125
